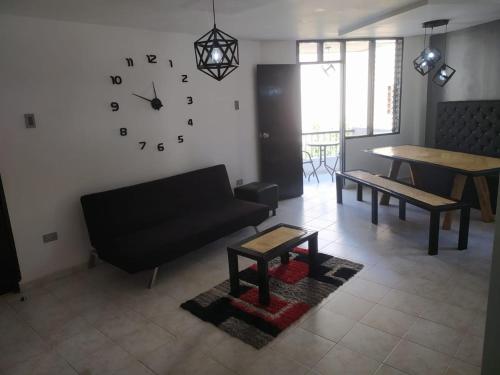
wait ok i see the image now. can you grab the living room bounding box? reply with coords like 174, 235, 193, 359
0, 1, 499, 374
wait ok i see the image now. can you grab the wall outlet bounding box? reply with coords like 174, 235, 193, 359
236, 179, 244, 186
42, 232, 58, 243
234, 100, 240, 110
24, 113, 36, 128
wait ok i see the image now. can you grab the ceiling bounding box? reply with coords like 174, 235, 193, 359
1, 0, 500, 40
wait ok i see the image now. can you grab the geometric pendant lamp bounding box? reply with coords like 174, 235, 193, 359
414, 19, 456, 87
432, 22, 456, 87
413, 20, 446, 76
432, 63, 456, 87
413, 46, 442, 76
194, 0, 239, 81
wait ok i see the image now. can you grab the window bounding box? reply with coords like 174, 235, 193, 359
297, 39, 403, 137
299, 42, 319, 63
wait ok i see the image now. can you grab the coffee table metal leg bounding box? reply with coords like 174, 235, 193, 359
257, 259, 270, 305
308, 235, 318, 276
228, 250, 240, 297
280, 253, 290, 264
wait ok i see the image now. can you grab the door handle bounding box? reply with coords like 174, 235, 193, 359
260, 132, 270, 139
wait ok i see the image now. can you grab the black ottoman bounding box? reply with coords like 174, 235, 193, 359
234, 182, 279, 216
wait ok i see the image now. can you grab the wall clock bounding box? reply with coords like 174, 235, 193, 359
108, 54, 194, 151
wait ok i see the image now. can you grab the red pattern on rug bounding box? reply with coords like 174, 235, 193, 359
181, 247, 364, 349
249, 259, 309, 284
231, 288, 311, 330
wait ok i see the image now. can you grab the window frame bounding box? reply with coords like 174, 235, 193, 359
296, 38, 404, 139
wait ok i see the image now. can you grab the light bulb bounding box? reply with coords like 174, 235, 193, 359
211, 48, 223, 64
427, 51, 435, 59
440, 69, 447, 77
421, 61, 427, 67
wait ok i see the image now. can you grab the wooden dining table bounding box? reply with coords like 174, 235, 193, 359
366, 145, 500, 229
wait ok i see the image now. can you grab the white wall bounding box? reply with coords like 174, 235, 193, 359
260, 41, 297, 64
259, 36, 428, 177
0, 15, 261, 283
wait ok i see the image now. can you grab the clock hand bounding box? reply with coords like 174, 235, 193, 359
132, 93, 152, 102
152, 81, 158, 99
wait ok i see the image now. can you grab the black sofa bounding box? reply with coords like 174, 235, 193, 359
81, 165, 270, 286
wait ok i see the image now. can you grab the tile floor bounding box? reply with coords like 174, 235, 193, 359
0, 178, 492, 375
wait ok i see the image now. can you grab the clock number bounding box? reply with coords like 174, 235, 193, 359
111, 102, 120, 112
125, 58, 134, 67
147, 54, 157, 64
110, 75, 122, 85
178, 135, 184, 144
157, 143, 165, 151
187, 96, 193, 105
188, 119, 193, 126
120, 128, 127, 136
169, 60, 174, 68
181, 75, 188, 83
139, 141, 147, 150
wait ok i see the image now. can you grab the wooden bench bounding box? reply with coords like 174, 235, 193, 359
335, 170, 471, 255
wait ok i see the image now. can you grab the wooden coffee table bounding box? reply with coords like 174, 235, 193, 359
227, 224, 318, 305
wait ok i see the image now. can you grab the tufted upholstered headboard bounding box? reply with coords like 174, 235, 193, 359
435, 100, 500, 157
418, 100, 500, 212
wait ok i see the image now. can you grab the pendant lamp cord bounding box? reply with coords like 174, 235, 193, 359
443, 24, 448, 64
212, 0, 216, 26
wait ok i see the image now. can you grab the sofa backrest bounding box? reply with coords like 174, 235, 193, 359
81, 164, 233, 245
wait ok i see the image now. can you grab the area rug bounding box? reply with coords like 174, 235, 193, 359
180, 247, 363, 348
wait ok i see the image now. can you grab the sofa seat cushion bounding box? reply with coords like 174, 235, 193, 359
102, 217, 201, 273
193, 199, 270, 241
100, 200, 269, 273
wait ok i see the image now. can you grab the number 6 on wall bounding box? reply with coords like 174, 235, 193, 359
157, 143, 165, 151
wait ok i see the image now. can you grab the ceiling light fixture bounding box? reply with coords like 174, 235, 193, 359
194, 0, 239, 81
413, 19, 448, 76
432, 22, 456, 87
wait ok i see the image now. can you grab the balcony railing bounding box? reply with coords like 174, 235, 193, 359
302, 131, 341, 158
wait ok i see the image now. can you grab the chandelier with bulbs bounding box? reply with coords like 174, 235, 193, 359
194, 0, 239, 81
413, 19, 455, 87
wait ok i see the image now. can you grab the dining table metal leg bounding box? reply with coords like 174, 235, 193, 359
380, 160, 402, 205
443, 174, 467, 230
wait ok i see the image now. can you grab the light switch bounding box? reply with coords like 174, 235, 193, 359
24, 114, 36, 128
42, 232, 58, 243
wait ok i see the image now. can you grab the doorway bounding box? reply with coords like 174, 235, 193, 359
298, 39, 403, 183
300, 62, 342, 184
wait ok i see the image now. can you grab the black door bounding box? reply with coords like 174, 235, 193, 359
257, 64, 303, 199
0, 175, 21, 295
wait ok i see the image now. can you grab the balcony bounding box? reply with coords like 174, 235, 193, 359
302, 130, 341, 183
